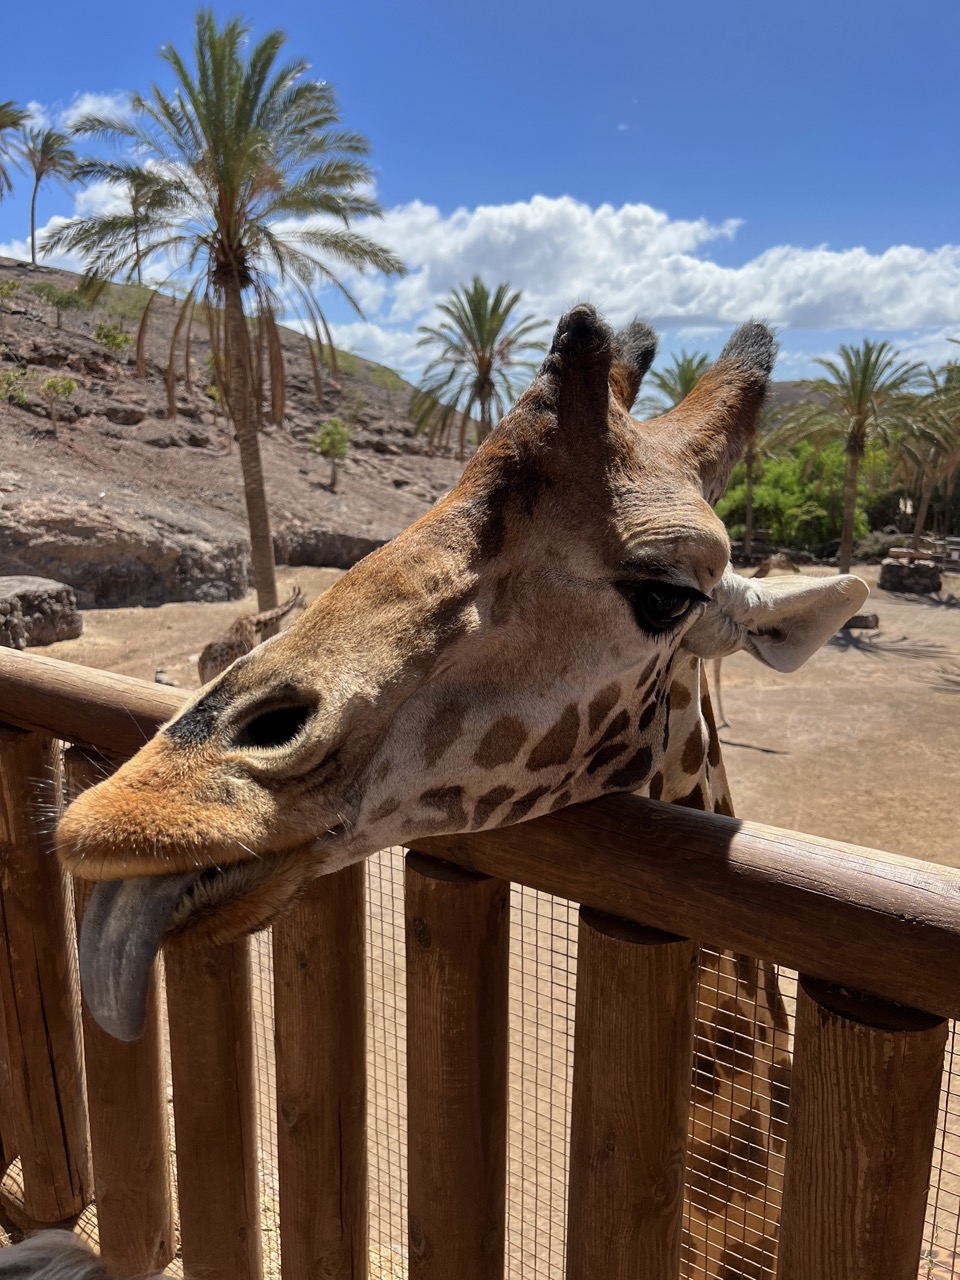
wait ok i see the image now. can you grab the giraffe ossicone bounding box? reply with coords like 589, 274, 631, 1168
58, 303, 867, 1044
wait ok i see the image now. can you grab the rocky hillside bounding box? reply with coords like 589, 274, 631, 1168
0, 258, 469, 607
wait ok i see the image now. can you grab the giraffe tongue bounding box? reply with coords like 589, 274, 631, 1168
79, 873, 198, 1042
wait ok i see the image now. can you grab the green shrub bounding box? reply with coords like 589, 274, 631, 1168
36, 374, 77, 429
95, 321, 133, 353
307, 418, 352, 489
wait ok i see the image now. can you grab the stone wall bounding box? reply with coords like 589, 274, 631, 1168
0, 576, 83, 648
878, 558, 942, 594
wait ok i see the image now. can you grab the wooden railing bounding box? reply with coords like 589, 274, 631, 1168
0, 647, 958, 1279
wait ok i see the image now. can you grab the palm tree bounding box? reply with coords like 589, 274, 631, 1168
47, 10, 405, 614
19, 127, 78, 266
774, 341, 925, 572
894, 366, 960, 548
741, 406, 784, 559
0, 102, 27, 201
636, 349, 711, 417
411, 277, 546, 457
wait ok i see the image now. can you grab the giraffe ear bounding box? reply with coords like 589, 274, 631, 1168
682, 568, 869, 672
650, 322, 778, 503
610, 319, 658, 411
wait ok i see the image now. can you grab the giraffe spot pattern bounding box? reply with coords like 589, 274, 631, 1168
369, 798, 401, 824
417, 786, 468, 829
420, 692, 469, 769
490, 574, 515, 628
550, 788, 573, 811
504, 785, 552, 824
588, 708, 629, 753
586, 742, 629, 774
634, 655, 658, 691
473, 717, 527, 769
587, 682, 620, 734
472, 785, 515, 829
681, 725, 706, 775
714, 793, 735, 816
604, 746, 653, 791
668, 678, 692, 709
711, 999, 755, 1077
673, 782, 705, 809
636, 700, 657, 733
526, 703, 580, 771
649, 771, 664, 799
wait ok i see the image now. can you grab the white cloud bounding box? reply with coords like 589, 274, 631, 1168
59, 92, 132, 131
23, 101, 50, 130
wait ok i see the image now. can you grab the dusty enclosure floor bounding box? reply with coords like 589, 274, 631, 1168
41, 561, 960, 866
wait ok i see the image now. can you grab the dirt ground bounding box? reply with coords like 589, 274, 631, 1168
42, 560, 960, 866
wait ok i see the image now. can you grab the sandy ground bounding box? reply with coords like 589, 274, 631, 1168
23, 561, 960, 1277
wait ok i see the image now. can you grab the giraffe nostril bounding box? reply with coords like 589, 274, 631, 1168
233, 704, 314, 751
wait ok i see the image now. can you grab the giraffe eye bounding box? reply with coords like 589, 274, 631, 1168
616, 582, 708, 636
233, 703, 314, 750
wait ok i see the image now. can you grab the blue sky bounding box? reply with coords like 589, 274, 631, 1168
1, 0, 958, 381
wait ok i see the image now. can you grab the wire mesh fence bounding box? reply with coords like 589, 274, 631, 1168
3, 847, 960, 1279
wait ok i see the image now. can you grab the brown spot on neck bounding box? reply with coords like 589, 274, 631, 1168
473, 717, 528, 769
526, 703, 581, 771
587, 682, 620, 735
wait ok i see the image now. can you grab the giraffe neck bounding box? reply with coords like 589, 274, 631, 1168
643, 652, 733, 817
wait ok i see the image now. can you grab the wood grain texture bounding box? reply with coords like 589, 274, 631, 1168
165, 936, 263, 1280
405, 851, 509, 1280
566, 910, 697, 1280
0, 726, 90, 1223
274, 863, 368, 1280
0, 648, 181, 758
415, 794, 960, 1019
66, 748, 175, 1277
778, 977, 947, 1280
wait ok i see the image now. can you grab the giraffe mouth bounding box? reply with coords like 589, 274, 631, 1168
79, 850, 315, 1041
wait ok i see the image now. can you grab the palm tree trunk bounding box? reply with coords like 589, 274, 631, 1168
29, 178, 39, 267
838, 448, 862, 574
911, 479, 934, 550
223, 274, 279, 619
744, 454, 755, 559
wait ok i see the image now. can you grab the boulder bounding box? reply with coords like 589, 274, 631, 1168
0, 576, 82, 647
878, 558, 942, 594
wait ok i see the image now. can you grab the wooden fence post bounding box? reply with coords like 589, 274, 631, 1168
566, 909, 697, 1280
0, 725, 90, 1225
65, 747, 175, 1276
405, 851, 509, 1280
778, 977, 947, 1280
274, 862, 368, 1280
165, 936, 263, 1280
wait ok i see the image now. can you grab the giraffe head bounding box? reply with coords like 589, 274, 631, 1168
59, 305, 867, 1039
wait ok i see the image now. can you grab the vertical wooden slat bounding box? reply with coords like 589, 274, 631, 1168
566, 909, 697, 1280
405, 850, 509, 1280
0, 725, 90, 1224
165, 936, 263, 1280
274, 862, 368, 1280
778, 976, 947, 1280
65, 747, 175, 1277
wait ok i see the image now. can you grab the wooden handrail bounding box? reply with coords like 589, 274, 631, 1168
3, 649, 960, 1018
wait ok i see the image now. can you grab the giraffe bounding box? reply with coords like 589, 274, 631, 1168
196, 586, 305, 685
57, 305, 868, 1280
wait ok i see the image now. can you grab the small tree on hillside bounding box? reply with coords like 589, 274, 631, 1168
30, 283, 91, 330
36, 374, 77, 430
308, 419, 352, 489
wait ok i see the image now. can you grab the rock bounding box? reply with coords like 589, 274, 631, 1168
878, 558, 942, 594
275, 523, 385, 570
0, 575, 82, 647
0, 499, 251, 607
105, 405, 146, 425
